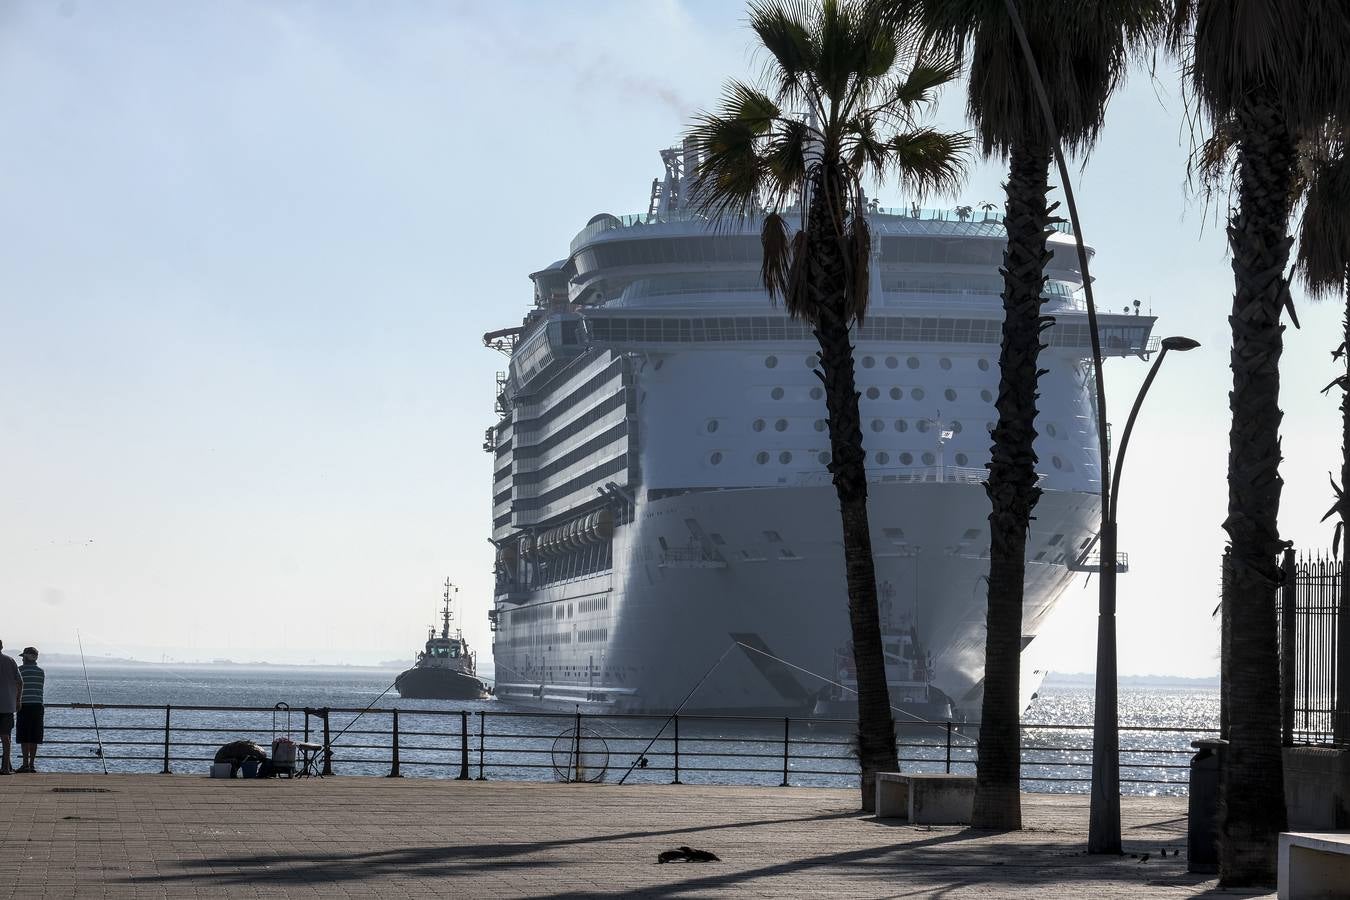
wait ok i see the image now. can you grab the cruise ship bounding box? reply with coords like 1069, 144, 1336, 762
483, 141, 1155, 720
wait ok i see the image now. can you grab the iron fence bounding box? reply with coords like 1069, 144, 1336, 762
26, 702, 1213, 794
1282, 551, 1348, 745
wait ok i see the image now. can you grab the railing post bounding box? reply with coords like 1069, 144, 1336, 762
1281, 547, 1297, 746
572, 707, 583, 783
945, 721, 953, 774
476, 711, 487, 780
672, 714, 681, 785
322, 708, 333, 776
780, 717, 790, 787
458, 711, 470, 780
388, 709, 401, 777
161, 705, 172, 775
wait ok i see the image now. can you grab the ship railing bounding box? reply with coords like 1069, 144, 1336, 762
32, 702, 1210, 794
796, 467, 1050, 488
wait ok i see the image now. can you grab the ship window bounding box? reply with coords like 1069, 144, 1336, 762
1048, 533, 1064, 546
862, 356, 876, 368
771, 387, 785, 400
917, 420, 930, 433
817, 451, 830, 465
706, 419, 719, 433
805, 356, 817, 368
981, 389, 993, 403
775, 418, 789, 432
753, 418, 766, 432
756, 451, 770, 464
866, 387, 880, 400
890, 387, 902, 400
871, 419, 884, 432
952, 421, 963, 433
940, 357, 952, 370
779, 451, 792, 464
978, 358, 990, 371
810, 386, 824, 400
911, 388, 925, 400
1052, 455, 1063, 469
922, 452, 936, 465
814, 419, 827, 432
907, 356, 920, 369
1080, 536, 1092, 549
885, 356, 898, 369
895, 419, 908, 432
875, 451, 889, 465
709, 452, 723, 465
945, 389, 957, 402
955, 452, 969, 465
1046, 422, 1059, 437
1034, 551, 1047, 561
764, 530, 782, 542
765, 355, 778, 368
900, 452, 914, 465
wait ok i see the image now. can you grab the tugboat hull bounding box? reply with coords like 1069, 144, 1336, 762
394, 666, 488, 701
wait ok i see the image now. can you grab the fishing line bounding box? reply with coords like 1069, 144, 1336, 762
617, 640, 740, 784
76, 630, 109, 774
322, 676, 401, 750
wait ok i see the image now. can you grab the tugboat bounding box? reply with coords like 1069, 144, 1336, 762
395, 579, 489, 700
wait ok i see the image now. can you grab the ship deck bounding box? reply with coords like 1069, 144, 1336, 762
0, 773, 1268, 898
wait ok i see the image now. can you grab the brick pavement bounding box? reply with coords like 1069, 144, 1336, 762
0, 774, 1276, 898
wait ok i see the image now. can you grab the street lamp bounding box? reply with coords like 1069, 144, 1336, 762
1088, 335, 1201, 854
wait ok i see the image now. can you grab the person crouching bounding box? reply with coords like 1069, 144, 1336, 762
17, 648, 44, 774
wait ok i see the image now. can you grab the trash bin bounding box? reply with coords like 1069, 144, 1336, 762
1188, 738, 1228, 873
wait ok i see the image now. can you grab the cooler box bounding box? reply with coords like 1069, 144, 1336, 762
209, 763, 233, 778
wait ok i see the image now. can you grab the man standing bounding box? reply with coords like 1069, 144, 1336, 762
17, 648, 44, 773
0, 639, 21, 775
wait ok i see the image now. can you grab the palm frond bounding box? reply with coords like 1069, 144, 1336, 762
846, 210, 872, 323
725, 82, 783, 135
889, 56, 961, 108
688, 109, 765, 222
762, 118, 811, 208
1295, 137, 1350, 300
761, 211, 794, 302
749, 0, 819, 103
842, 114, 891, 181
783, 230, 812, 319
888, 127, 972, 198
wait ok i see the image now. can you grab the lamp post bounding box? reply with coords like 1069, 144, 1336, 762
1088, 335, 1201, 854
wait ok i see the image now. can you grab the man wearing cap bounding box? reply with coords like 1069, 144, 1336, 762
17, 648, 44, 773
0, 639, 20, 775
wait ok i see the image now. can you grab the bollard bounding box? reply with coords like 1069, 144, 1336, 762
458, 711, 470, 780
388, 709, 401, 778
781, 717, 790, 787
1187, 738, 1228, 873
161, 705, 172, 775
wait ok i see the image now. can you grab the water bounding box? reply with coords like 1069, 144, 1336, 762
29, 664, 1218, 794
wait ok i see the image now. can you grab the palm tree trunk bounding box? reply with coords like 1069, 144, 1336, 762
807, 165, 898, 811
973, 141, 1053, 831
1219, 92, 1293, 888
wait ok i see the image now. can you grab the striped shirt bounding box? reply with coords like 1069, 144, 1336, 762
18, 663, 44, 705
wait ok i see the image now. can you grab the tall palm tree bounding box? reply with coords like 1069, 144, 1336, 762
1294, 128, 1350, 747
1171, 2, 1350, 884
892, 0, 1164, 830
686, 0, 969, 810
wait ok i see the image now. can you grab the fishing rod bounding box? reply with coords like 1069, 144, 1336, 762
76, 631, 108, 774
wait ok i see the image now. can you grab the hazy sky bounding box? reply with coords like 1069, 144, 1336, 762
1, 1, 1341, 677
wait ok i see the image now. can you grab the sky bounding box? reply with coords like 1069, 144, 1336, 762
0, 1, 1341, 678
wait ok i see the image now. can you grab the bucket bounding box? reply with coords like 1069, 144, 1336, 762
240, 760, 259, 779
209, 762, 234, 779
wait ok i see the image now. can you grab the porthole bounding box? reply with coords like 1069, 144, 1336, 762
810, 386, 824, 400
917, 420, 930, 433
753, 418, 766, 432
706, 419, 719, 433
955, 452, 969, 466
866, 386, 880, 400
885, 356, 898, 369
912, 388, 925, 400
871, 419, 885, 432
817, 451, 830, 465
945, 389, 957, 402
814, 419, 827, 432
775, 418, 789, 432
894, 419, 908, 432
771, 387, 785, 400
890, 387, 903, 400
900, 452, 914, 465
907, 356, 920, 369
710, 452, 723, 465
978, 358, 991, 371
779, 451, 793, 464
876, 451, 890, 465
1046, 422, 1059, 437
922, 452, 936, 465
862, 356, 875, 368
805, 356, 817, 368
940, 357, 952, 370
765, 355, 778, 369
756, 451, 770, 465
952, 421, 964, 433
981, 389, 993, 403
1052, 456, 1063, 470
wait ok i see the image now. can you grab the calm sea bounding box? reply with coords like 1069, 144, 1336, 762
24, 663, 1217, 794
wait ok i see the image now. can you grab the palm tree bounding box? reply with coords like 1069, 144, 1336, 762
890, 0, 1164, 830
686, 0, 969, 810
978, 200, 997, 222
1294, 128, 1350, 747
1171, 2, 1350, 884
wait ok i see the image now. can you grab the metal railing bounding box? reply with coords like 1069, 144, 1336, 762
1282, 551, 1348, 746
29, 703, 1211, 794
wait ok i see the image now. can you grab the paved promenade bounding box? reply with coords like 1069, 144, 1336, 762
0, 774, 1274, 898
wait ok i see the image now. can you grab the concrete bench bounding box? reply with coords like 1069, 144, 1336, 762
1279, 831, 1350, 899
875, 772, 976, 824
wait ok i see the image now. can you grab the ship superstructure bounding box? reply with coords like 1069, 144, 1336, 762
483, 140, 1154, 718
